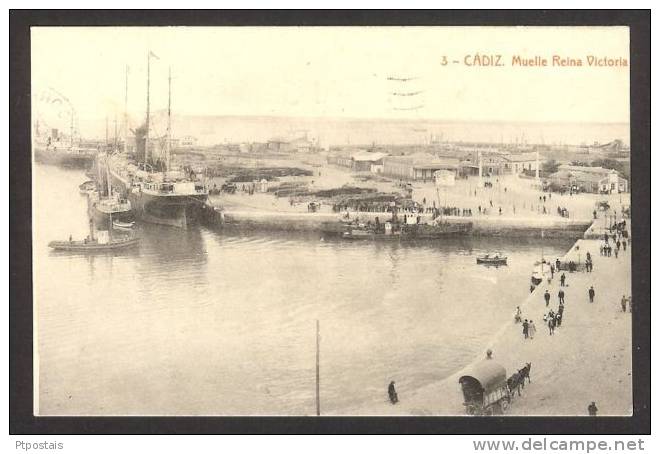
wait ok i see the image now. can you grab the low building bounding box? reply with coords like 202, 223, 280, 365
327, 150, 388, 172
382, 153, 460, 181
503, 152, 545, 174
548, 165, 628, 193
352, 151, 388, 172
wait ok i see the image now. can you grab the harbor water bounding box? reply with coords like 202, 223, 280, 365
34, 164, 574, 415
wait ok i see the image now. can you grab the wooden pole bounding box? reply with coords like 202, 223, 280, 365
316, 319, 320, 416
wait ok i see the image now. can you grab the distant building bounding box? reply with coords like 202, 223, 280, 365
382, 153, 460, 181
548, 165, 628, 193
266, 135, 315, 153
503, 152, 545, 174
180, 135, 198, 148
327, 150, 388, 172
351, 151, 389, 172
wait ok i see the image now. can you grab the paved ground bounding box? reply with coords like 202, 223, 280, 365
209, 159, 630, 225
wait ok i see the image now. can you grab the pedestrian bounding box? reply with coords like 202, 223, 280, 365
556, 311, 563, 327
556, 258, 561, 271
614, 248, 619, 258
623, 240, 627, 251
548, 316, 555, 335
588, 401, 598, 416
523, 319, 529, 339
621, 295, 627, 312
588, 286, 595, 303
486, 349, 493, 360
558, 289, 565, 305
528, 320, 536, 339
388, 381, 399, 404
544, 290, 550, 306
550, 264, 555, 278
560, 273, 566, 287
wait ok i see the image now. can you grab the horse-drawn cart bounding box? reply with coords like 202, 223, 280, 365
459, 361, 511, 415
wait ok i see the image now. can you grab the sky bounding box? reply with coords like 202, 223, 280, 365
31, 26, 630, 140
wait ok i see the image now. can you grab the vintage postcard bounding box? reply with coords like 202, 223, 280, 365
29, 24, 634, 419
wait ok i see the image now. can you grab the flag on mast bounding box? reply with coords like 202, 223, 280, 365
149, 51, 160, 60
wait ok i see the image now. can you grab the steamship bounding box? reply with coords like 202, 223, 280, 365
106, 57, 208, 229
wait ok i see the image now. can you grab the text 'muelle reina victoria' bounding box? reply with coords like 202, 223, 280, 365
454, 54, 629, 67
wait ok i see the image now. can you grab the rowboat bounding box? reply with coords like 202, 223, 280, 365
112, 220, 135, 231
476, 254, 508, 266
78, 180, 97, 195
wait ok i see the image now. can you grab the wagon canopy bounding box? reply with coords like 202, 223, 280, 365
458, 360, 507, 395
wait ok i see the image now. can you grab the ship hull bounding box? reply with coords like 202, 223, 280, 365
34, 148, 95, 169
90, 207, 135, 230
337, 221, 473, 240
128, 191, 208, 229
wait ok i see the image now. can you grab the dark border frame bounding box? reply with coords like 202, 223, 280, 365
10, 9, 650, 435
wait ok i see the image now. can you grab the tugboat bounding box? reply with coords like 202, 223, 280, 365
337, 212, 472, 241
49, 217, 139, 252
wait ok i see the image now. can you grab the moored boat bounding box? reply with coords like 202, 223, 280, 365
79, 180, 97, 195
476, 254, 508, 266
106, 58, 208, 229
48, 236, 140, 251
336, 217, 472, 241
531, 261, 551, 285
112, 220, 135, 231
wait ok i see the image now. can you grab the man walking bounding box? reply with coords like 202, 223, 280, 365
548, 315, 555, 335
544, 290, 551, 307
560, 273, 566, 287
523, 319, 529, 339
388, 381, 399, 404
588, 286, 595, 303
621, 295, 627, 312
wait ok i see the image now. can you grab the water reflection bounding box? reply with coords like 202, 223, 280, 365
34, 164, 574, 416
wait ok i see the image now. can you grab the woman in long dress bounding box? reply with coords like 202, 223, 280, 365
528, 320, 537, 339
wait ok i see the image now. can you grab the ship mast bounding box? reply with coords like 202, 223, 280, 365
145, 51, 151, 167
114, 113, 118, 152
123, 65, 128, 154
166, 66, 171, 172
70, 108, 74, 150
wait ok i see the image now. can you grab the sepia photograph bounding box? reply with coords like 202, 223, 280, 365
9, 10, 651, 439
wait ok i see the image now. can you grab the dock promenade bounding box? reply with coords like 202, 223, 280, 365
336, 216, 632, 416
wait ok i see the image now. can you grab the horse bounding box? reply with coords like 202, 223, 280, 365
518, 362, 532, 385
507, 372, 522, 397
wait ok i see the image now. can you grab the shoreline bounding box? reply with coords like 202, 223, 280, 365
332, 216, 632, 416
211, 206, 592, 239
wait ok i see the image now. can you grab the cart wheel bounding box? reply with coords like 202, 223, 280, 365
501, 399, 510, 412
